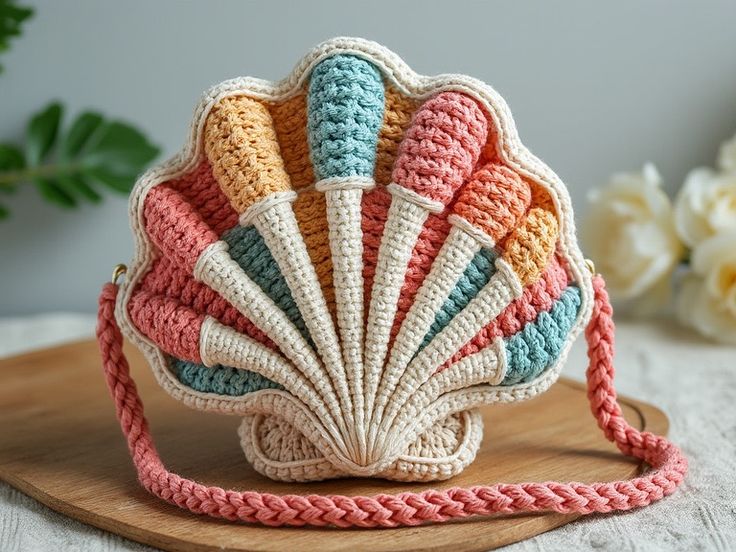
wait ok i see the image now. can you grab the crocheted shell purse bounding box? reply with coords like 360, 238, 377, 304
96, 37, 686, 526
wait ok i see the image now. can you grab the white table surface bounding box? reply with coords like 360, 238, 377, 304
1, 313, 734, 551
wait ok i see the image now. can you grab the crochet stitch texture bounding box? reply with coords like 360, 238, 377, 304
103, 37, 686, 510
124, 38, 591, 482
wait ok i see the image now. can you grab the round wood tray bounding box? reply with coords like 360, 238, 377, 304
0, 340, 667, 552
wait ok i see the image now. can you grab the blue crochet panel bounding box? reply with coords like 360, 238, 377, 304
420, 248, 497, 349
307, 55, 385, 181
222, 225, 311, 343
502, 286, 581, 385
173, 358, 282, 396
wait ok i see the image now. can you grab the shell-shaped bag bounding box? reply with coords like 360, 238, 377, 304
96, 37, 686, 527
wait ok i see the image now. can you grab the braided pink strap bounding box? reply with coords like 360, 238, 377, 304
96, 276, 687, 527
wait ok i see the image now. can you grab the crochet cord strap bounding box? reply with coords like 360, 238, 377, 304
95, 275, 687, 528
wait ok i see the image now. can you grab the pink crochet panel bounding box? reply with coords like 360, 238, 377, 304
392, 92, 488, 205
133, 161, 275, 350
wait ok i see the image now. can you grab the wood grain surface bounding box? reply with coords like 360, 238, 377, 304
0, 340, 668, 552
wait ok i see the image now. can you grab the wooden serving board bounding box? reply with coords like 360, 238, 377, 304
0, 339, 667, 552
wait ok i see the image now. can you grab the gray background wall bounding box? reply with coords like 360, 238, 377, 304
1, 0, 735, 315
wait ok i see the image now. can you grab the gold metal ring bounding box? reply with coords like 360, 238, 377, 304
111, 264, 128, 284
584, 258, 596, 275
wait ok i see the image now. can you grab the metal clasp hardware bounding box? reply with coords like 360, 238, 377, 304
584, 258, 596, 275
111, 264, 128, 285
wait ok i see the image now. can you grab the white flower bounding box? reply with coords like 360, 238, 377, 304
583, 163, 683, 310
674, 168, 736, 248
677, 231, 736, 345
718, 133, 736, 173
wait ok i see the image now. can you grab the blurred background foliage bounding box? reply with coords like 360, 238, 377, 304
0, 0, 159, 220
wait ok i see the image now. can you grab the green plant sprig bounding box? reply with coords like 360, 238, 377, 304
0, 102, 160, 219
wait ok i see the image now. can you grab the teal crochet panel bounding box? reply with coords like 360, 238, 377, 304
172, 358, 282, 396
419, 248, 497, 350
307, 54, 385, 180
502, 286, 582, 385
222, 225, 310, 342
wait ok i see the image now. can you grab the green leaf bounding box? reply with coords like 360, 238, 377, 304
57, 173, 101, 203
61, 111, 104, 159
26, 102, 63, 166
0, 2, 34, 72
0, 144, 24, 194
1, 98, 159, 219
33, 177, 77, 208
0, 143, 25, 170
0, 3, 34, 44
0, 202, 9, 219
83, 121, 159, 174
85, 167, 137, 194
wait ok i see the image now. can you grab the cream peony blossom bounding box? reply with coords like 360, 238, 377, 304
674, 168, 736, 248
583, 163, 683, 310
676, 231, 736, 345
717, 132, 736, 173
